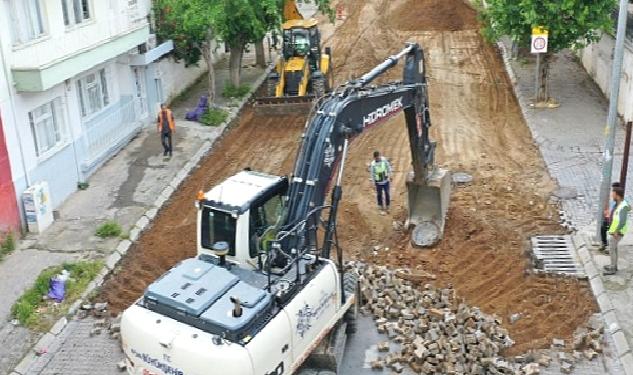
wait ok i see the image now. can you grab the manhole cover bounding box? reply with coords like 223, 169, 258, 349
411, 222, 440, 247
530, 235, 585, 277
553, 186, 578, 200
452, 172, 473, 185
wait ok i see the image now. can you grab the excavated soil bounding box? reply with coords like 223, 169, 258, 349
99, 0, 597, 356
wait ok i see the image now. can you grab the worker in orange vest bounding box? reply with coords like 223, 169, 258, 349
157, 103, 175, 157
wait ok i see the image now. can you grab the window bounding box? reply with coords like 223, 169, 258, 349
29, 98, 66, 157
7, 0, 46, 45
200, 208, 237, 256
249, 195, 283, 257
61, 0, 90, 27
77, 69, 109, 117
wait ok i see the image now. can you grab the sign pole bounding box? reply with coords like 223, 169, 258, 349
596, 0, 629, 240
534, 53, 541, 101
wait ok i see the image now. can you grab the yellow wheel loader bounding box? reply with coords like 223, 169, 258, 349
255, 2, 333, 116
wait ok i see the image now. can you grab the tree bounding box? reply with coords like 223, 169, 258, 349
153, 0, 217, 102
479, 0, 615, 102
212, 0, 278, 86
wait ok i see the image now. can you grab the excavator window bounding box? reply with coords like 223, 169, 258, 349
200, 207, 237, 256
249, 195, 283, 257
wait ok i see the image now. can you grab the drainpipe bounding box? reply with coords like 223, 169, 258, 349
62, 79, 84, 184
0, 36, 31, 188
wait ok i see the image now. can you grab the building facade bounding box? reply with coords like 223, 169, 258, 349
0, 0, 207, 231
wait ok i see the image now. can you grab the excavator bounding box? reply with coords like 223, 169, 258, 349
255, 0, 333, 116
120, 43, 451, 375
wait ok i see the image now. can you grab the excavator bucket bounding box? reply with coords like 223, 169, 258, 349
406, 168, 452, 248
253, 95, 316, 116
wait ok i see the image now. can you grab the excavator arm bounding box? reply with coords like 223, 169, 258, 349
283, 0, 304, 21
279, 43, 451, 257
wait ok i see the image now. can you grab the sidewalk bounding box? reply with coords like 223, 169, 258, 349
501, 44, 633, 374
0, 51, 270, 374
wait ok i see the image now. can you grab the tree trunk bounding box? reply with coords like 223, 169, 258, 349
255, 39, 266, 68
201, 41, 216, 104
229, 44, 243, 87
536, 53, 551, 103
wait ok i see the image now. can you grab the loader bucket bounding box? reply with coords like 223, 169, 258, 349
253, 95, 317, 116
406, 168, 452, 248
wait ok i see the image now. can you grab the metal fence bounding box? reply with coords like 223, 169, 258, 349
82, 97, 141, 171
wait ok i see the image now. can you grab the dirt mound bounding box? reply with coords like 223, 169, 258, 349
392, 0, 478, 31
98, 109, 305, 312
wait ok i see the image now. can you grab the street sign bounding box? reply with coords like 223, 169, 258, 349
531, 26, 549, 54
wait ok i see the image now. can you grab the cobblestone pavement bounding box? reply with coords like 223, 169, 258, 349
23, 318, 122, 375
507, 45, 633, 373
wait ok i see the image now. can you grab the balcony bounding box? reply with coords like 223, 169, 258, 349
11, 7, 149, 92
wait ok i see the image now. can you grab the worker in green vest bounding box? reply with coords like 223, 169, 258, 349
369, 150, 392, 214
604, 186, 629, 275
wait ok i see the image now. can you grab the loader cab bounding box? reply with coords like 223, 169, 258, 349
282, 18, 321, 72
197, 171, 288, 269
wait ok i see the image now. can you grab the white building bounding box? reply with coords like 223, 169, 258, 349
0, 0, 207, 230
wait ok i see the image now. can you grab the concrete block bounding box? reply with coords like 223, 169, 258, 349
105, 251, 122, 271
584, 261, 599, 280
13, 351, 37, 374
577, 247, 591, 265
35, 332, 56, 352
161, 185, 175, 200
620, 352, 633, 375
50, 317, 68, 335
145, 208, 158, 221
67, 299, 83, 316
597, 293, 615, 313
129, 228, 140, 242
603, 311, 620, 333
135, 215, 150, 232
613, 331, 632, 357
116, 240, 132, 256
589, 276, 605, 297
153, 195, 167, 209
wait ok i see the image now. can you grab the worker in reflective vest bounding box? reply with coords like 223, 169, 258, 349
157, 103, 175, 158
604, 186, 629, 275
369, 150, 392, 214
600, 181, 621, 251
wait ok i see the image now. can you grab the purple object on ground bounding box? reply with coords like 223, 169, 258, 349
185, 95, 209, 121
47, 277, 66, 302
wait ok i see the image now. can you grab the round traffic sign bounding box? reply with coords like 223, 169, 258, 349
533, 37, 547, 51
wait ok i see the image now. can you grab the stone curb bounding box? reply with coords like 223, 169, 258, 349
496, 40, 633, 375
11, 62, 277, 375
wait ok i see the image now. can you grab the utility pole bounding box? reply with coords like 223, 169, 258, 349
596, 0, 629, 239
620, 121, 632, 193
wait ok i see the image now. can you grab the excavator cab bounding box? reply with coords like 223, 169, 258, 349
196, 171, 288, 268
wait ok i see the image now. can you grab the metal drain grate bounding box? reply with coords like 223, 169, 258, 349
530, 235, 585, 277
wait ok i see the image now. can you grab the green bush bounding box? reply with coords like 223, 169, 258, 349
96, 221, 122, 238
222, 83, 251, 99
201, 107, 229, 127
0, 231, 16, 259
11, 261, 103, 329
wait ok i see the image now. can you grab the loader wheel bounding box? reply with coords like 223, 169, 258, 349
267, 77, 278, 97
312, 76, 326, 98
344, 309, 357, 334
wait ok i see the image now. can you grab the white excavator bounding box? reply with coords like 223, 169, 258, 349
120, 43, 451, 375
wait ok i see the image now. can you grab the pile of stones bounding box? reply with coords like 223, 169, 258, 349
354, 264, 606, 374
357, 264, 516, 374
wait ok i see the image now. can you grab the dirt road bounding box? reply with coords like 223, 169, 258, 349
99, 0, 596, 356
